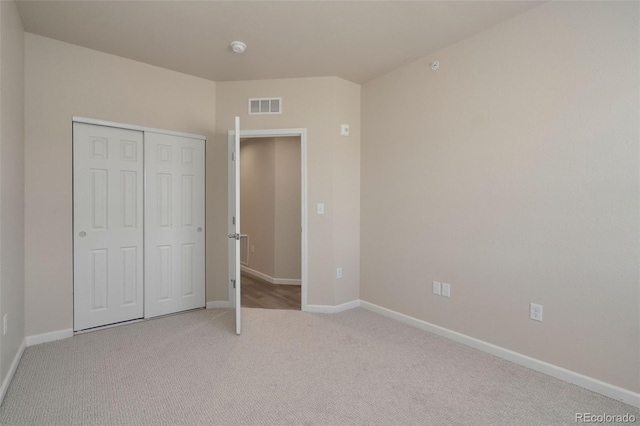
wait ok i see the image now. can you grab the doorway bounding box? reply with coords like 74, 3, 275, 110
228, 128, 308, 313
239, 135, 302, 310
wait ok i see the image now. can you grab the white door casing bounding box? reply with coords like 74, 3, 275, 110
144, 132, 206, 318
73, 122, 144, 331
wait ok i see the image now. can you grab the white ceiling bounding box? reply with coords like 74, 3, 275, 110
15, 1, 543, 84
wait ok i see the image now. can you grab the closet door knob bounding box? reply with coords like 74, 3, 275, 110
197, 227, 203, 232
79, 231, 87, 237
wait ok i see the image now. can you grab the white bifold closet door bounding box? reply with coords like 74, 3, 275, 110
73, 123, 144, 331
144, 132, 206, 318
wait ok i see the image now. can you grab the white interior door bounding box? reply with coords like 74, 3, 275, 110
228, 117, 241, 335
145, 132, 206, 318
73, 122, 144, 331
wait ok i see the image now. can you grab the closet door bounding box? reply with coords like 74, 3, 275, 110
145, 132, 206, 318
73, 123, 144, 331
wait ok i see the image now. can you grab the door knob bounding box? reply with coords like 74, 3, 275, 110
197, 227, 203, 232
228, 233, 247, 240
79, 231, 87, 237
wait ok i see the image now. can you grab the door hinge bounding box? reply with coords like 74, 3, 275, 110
231, 152, 235, 161
231, 279, 236, 289
232, 216, 235, 225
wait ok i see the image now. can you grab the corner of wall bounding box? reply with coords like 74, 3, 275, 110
0, 0, 26, 391
332, 77, 361, 305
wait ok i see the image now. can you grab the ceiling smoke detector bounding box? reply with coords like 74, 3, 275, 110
230, 41, 247, 54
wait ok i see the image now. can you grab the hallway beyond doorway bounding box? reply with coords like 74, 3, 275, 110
240, 273, 301, 310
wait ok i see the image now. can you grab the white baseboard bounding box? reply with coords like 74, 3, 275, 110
305, 299, 360, 314
25, 328, 73, 347
241, 266, 301, 285
0, 338, 25, 404
359, 300, 640, 408
206, 301, 230, 309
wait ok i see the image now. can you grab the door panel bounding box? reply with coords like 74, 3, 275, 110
228, 117, 241, 335
145, 132, 205, 318
73, 123, 144, 331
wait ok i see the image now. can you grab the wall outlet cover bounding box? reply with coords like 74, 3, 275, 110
530, 303, 543, 321
432, 281, 441, 295
442, 283, 451, 298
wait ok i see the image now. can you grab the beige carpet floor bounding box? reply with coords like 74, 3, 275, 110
0, 308, 637, 425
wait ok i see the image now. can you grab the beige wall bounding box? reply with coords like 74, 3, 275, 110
274, 137, 301, 279
240, 137, 276, 277
361, 1, 639, 393
240, 137, 301, 280
213, 78, 360, 305
0, 0, 25, 383
24, 34, 216, 336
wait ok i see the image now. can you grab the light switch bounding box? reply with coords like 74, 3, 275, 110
317, 203, 325, 215
340, 124, 350, 136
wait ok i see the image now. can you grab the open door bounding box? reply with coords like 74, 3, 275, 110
228, 117, 242, 335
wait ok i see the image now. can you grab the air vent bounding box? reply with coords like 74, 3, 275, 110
248, 97, 282, 115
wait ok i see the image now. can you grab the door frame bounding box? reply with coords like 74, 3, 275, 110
227, 128, 308, 312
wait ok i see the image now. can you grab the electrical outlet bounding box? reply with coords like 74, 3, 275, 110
317, 203, 325, 215
442, 283, 451, 298
336, 267, 343, 279
3, 314, 7, 335
340, 124, 350, 136
530, 303, 543, 321
432, 281, 441, 295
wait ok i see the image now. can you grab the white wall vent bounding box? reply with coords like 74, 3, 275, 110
248, 97, 282, 115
